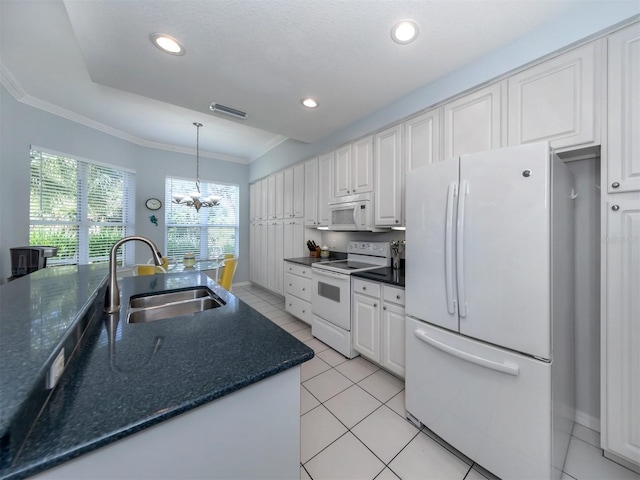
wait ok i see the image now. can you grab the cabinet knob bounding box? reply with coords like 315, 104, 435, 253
353, 188, 357, 193
288, 303, 292, 307
396, 294, 401, 300
302, 288, 305, 291
302, 270, 306, 274
611, 205, 620, 211
395, 220, 399, 223
373, 303, 377, 307
612, 182, 620, 188
362, 286, 366, 291
383, 306, 387, 310
347, 190, 350, 194
302, 310, 305, 313
289, 283, 292, 287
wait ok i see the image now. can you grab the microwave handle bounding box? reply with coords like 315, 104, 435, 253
352, 203, 359, 227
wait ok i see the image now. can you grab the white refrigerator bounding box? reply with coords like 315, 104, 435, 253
405, 142, 575, 480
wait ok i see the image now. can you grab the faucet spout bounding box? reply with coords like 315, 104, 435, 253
104, 236, 164, 313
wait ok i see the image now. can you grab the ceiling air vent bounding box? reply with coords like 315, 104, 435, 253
209, 102, 248, 120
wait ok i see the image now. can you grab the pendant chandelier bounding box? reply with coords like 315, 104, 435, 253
171, 122, 220, 212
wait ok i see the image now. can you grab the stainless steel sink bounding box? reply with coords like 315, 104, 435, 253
127, 287, 224, 323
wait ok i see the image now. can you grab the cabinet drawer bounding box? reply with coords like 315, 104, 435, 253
284, 273, 311, 302
285, 294, 312, 325
352, 278, 380, 297
284, 261, 312, 279
383, 285, 405, 305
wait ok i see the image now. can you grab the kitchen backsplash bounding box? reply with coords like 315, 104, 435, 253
319, 230, 406, 256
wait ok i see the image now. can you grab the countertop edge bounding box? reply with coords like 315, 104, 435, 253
4, 351, 312, 480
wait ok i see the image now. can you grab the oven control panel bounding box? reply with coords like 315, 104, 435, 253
347, 241, 391, 257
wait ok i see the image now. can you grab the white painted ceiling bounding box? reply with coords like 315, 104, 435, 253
0, 0, 608, 163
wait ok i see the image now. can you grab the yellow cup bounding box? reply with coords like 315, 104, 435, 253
137, 265, 157, 276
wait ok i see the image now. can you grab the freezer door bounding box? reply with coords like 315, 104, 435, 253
458, 143, 551, 359
405, 158, 460, 332
405, 318, 556, 480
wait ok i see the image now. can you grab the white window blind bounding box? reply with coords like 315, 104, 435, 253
29, 148, 136, 266
165, 177, 239, 261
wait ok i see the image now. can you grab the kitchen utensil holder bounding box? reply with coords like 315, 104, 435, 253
310, 247, 321, 258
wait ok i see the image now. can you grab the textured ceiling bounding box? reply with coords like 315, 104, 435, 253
0, 0, 613, 163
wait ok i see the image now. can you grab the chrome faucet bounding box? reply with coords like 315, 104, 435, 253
104, 235, 164, 313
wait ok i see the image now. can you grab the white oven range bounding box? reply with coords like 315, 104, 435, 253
311, 241, 391, 358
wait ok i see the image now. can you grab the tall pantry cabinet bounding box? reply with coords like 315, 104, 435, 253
601, 22, 640, 469
249, 165, 306, 295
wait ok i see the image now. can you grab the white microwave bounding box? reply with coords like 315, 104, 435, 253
328, 192, 389, 232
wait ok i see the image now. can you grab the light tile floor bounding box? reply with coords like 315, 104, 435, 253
232, 284, 640, 480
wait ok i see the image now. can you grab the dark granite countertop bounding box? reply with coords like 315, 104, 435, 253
352, 267, 406, 288
284, 252, 347, 267
1, 269, 313, 480
0, 265, 109, 441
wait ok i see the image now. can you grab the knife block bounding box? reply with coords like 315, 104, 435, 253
309, 248, 321, 258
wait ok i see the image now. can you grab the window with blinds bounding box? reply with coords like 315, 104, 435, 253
29, 148, 136, 266
165, 177, 239, 261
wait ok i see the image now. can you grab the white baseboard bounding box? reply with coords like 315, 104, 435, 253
232, 281, 252, 287
575, 410, 600, 432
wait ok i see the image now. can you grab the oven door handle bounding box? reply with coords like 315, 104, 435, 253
313, 268, 349, 281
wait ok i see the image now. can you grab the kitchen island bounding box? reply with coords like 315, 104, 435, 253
0, 266, 313, 479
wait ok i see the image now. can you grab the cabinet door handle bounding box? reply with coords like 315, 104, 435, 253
612, 182, 620, 188
373, 303, 377, 307
302, 288, 306, 291
611, 205, 620, 211
289, 283, 292, 287
396, 294, 401, 300
362, 286, 366, 291
302, 309, 305, 313
383, 306, 387, 310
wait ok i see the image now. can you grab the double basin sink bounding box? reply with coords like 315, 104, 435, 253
127, 287, 225, 323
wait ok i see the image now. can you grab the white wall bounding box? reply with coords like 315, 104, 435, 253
566, 158, 602, 430
249, 5, 639, 181
0, 86, 250, 283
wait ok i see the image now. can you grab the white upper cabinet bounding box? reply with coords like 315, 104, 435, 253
249, 182, 257, 221
283, 165, 305, 219
317, 152, 333, 226
275, 172, 284, 219
333, 136, 374, 197
443, 83, 502, 159
507, 42, 599, 151
283, 168, 294, 217
375, 124, 403, 226
405, 109, 441, 173
351, 135, 374, 194
293, 163, 305, 218
259, 178, 268, 220
333, 144, 351, 197
607, 23, 640, 193
304, 158, 318, 226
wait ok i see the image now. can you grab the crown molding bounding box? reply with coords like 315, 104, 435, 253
0, 63, 249, 165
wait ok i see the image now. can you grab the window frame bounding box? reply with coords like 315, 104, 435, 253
164, 176, 240, 262
29, 146, 136, 266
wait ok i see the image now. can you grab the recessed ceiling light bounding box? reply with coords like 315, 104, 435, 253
150, 33, 185, 55
391, 20, 419, 44
301, 97, 319, 108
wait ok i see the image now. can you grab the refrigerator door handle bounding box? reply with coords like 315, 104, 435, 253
413, 329, 520, 376
445, 182, 458, 314
456, 181, 468, 318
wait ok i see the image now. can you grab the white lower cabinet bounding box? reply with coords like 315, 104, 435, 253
284, 261, 312, 325
352, 278, 405, 378
601, 193, 640, 467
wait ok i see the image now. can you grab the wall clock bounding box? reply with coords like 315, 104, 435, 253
145, 198, 162, 210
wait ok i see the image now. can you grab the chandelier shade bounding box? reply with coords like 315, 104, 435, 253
172, 122, 220, 212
